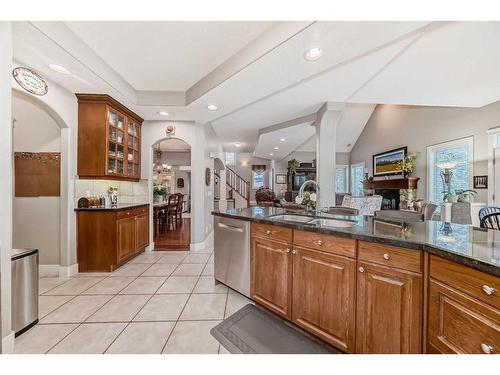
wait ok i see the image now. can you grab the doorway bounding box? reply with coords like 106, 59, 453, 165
152, 138, 192, 250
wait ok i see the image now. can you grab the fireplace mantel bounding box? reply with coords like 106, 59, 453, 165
364, 177, 420, 190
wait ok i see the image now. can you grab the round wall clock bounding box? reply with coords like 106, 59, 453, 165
205, 167, 211, 186
12, 67, 48, 96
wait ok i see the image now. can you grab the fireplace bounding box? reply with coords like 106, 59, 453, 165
375, 189, 400, 210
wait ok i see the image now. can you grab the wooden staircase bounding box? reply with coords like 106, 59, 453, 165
215, 167, 250, 208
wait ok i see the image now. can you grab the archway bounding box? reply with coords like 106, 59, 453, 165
151, 137, 192, 250
11, 89, 73, 276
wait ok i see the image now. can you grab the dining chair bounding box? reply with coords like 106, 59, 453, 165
175, 193, 184, 225
480, 212, 500, 230
479, 206, 500, 222
165, 194, 178, 231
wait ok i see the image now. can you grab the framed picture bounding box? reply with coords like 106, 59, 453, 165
372, 146, 407, 177
177, 178, 184, 188
276, 174, 287, 184
473, 175, 488, 189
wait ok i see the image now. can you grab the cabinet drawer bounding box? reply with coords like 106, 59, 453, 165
252, 223, 292, 243
116, 205, 148, 220
294, 230, 356, 258
430, 256, 499, 309
428, 279, 500, 354
358, 241, 422, 273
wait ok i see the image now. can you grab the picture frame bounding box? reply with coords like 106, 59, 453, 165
275, 174, 287, 184
473, 175, 488, 189
177, 178, 184, 188
372, 146, 407, 177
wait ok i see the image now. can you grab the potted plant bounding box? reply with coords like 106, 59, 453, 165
397, 152, 419, 178
295, 191, 317, 210
454, 189, 477, 203
153, 185, 168, 203
287, 158, 300, 174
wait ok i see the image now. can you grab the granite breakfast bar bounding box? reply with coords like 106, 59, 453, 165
212, 207, 500, 354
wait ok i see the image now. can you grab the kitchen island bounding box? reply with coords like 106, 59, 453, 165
212, 207, 500, 354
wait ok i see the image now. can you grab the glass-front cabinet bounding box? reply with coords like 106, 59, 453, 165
77, 94, 143, 181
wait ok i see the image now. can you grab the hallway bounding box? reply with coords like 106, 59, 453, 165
154, 218, 191, 250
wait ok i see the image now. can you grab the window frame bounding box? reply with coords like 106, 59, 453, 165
251, 170, 265, 189
335, 164, 349, 194
426, 136, 474, 203
224, 152, 236, 167
350, 161, 366, 196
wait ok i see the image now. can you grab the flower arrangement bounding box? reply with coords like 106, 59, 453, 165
153, 185, 168, 197
287, 158, 300, 173
295, 191, 317, 209
397, 152, 419, 177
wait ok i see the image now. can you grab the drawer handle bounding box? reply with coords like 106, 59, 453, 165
286, 248, 291, 253
482, 285, 497, 295
480, 343, 494, 354
358, 267, 364, 273
266, 230, 272, 235
383, 253, 390, 260
292, 249, 297, 255
314, 240, 324, 246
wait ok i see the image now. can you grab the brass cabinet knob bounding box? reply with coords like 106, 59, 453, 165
266, 230, 272, 235
358, 267, 364, 273
482, 285, 496, 295
314, 240, 324, 246
480, 343, 493, 354
383, 253, 390, 260
292, 250, 297, 255
286, 248, 291, 253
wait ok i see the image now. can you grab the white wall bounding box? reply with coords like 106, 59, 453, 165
12, 95, 61, 266
160, 151, 191, 166
0, 21, 13, 352
230, 152, 271, 203
204, 124, 223, 240
350, 103, 500, 203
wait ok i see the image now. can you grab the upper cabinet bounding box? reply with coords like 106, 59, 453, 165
76, 94, 143, 181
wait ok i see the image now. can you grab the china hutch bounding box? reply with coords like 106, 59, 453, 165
76, 94, 143, 180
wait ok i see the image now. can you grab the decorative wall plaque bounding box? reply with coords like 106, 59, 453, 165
12, 67, 48, 96
165, 124, 175, 136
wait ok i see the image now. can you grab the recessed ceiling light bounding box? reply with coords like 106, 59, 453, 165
304, 47, 322, 62
280, 138, 286, 142
269, 153, 274, 156
234, 142, 241, 148
273, 146, 279, 150
207, 104, 218, 111
49, 64, 71, 75
158, 111, 169, 117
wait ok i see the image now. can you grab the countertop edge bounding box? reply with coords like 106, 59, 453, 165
75, 203, 149, 211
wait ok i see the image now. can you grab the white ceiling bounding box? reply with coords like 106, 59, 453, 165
65, 21, 274, 91
11, 21, 500, 161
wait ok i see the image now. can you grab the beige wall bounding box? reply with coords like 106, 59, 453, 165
350, 103, 500, 203
12, 95, 61, 266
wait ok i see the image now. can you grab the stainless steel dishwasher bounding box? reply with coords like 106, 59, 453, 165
214, 216, 250, 297
11, 248, 39, 336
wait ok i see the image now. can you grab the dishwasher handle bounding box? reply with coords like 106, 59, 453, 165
217, 222, 245, 233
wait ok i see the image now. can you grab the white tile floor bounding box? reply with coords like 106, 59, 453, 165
14, 248, 253, 354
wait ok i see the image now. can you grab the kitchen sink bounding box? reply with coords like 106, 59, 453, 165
269, 215, 315, 223
308, 218, 358, 228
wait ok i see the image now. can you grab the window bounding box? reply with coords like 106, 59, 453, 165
350, 162, 365, 196
252, 165, 266, 189
335, 165, 349, 193
225, 152, 236, 166
427, 137, 474, 204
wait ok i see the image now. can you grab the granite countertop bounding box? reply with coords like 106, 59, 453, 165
75, 203, 149, 211
212, 207, 500, 277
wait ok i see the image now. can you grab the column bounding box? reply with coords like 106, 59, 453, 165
315, 102, 343, 208
0, 21, 13, 353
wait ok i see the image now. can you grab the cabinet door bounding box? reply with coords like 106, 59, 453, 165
251, 237, 292, 319
117, 217, 135, 262
292, 246, 356, 352
356, 261, 422, 353
428, 279, 500, 354
135, 214, 149, 251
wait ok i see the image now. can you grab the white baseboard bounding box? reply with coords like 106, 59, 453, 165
145, 242, 154, 252
1, 330, 15, 354
39, 263, 78, 278
190, 231, 214, 252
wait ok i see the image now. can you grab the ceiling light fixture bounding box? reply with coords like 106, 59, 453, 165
158, 111, 169, 117
49, 64, 71, 75
304, 47, 323, 62
234, 142, 241, 148
280, 138, 286, 142
269, 153, 274, 156
273, 147, 279, 150
207, 104, 218, 111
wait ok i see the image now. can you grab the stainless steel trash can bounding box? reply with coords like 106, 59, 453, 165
11, 248, 39, 336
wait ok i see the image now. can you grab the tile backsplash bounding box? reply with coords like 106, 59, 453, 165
75, 179, 149, 205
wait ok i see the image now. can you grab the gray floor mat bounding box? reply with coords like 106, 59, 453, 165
210, 304, 340, 354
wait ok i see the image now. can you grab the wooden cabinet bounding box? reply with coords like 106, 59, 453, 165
76, 204, 149, 272
292, 245, 356, 352
356, 260, 423, 353
76, 94, 143, 181
428, 256, 500, 354
251, 237, 292, 319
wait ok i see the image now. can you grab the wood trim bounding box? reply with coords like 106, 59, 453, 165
422, 251, 430, 353
76, 93, 144, 123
